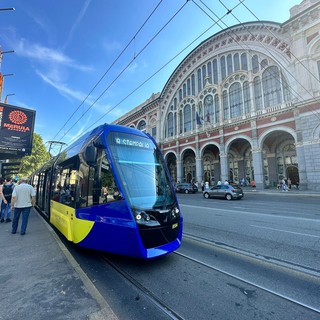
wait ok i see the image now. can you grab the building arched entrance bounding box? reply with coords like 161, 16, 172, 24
262, 130, 298, 188
202, 144, 220, 185
227, 138, 252, 185
182, 149, 196, 183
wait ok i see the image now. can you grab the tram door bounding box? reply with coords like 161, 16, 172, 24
44, 168, 52, 216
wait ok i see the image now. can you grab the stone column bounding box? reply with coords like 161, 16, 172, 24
220, 153, 229, 182
295, 145, 307, 190
176, 160, 183, 184
294, 109, 308, 190
196, 157, 203, 185
252, 148, 264, 189
267, 155, 277, 188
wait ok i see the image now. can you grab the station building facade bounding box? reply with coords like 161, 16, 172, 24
114, 0, 320, 191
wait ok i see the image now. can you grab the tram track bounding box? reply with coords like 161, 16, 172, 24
178, 233, 320, 314
98, 234, 320, 319
100, 254, 186, 320
182, 232, 320, 277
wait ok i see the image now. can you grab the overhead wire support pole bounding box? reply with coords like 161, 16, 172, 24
47, 141, 67, 158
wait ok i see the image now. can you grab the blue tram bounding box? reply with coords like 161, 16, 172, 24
31, 124, 183, 258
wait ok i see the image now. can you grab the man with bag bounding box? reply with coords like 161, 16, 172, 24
11, 177, 36, 235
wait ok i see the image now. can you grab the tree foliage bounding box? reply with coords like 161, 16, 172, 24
19, 133, 51, 177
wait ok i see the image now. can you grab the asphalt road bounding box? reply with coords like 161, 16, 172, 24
65, 192, 320, 320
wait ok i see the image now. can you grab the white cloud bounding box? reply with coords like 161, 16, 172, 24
16, 39, 93, 72
63, 0, 92, 50
36, 70, 87, 101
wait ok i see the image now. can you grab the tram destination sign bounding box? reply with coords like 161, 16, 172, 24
0, 103, 36, 158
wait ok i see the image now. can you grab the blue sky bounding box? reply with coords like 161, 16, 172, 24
0, 0, 301, 151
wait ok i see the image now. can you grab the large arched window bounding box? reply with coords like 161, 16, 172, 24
254, 76, 263, 110
234, 53, 240, 72
222, 90, 229, 120
243, 81, 251, 114
281, 73, 291, 102
214, 94, 220, 123
227, 54, 233, 76
207, 61, 212, 84
252, 54, 259, 74
197, 68, 202, 92
168, 113, 174, 137
221, 56, 226, 80
202, 65, 207, 87
138, 120, 146, 132
229, 82, 242, 118
187, 78, 191, 96
184, 104, 192, 132
241, 52, 248, 70
263, 66, 282, 107
191, 74, 196, 95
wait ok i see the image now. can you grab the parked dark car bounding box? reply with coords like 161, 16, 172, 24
203, 184, 244, 200
175, 183, 198, 194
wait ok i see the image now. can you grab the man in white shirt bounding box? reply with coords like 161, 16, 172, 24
11, 177, 36, 235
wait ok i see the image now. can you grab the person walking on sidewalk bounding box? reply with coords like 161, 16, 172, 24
0, 177, 15, 223
11, 177, 36, 235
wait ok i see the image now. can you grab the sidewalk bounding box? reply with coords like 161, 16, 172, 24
243, 187, 320, 197
0, 209, 118, 320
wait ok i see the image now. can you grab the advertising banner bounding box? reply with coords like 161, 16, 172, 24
0, 103, 36, 157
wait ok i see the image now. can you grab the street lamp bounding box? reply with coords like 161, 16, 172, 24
0, 8, 15, 11
4, 93, 15, 104
1, 50, 15, 55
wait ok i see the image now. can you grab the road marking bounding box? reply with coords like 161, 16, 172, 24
250, 225, 320, 238
180, 204, 320, 222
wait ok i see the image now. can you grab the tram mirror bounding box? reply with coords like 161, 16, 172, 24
85, 145, 96, 165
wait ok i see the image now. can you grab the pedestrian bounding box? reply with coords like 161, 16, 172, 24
0, 176, 15, 223
102, 185, 109, 203
281, 178, 288, 192
0, 177, 5, 208
251, 179, 256, 191
11, 177, 36, 235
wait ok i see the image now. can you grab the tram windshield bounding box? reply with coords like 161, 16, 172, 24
107, 131, 175, 209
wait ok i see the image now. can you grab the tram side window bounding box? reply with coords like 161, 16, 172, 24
76, 163, 89, 208
52, 165, 77, 207
87, 152, 121, 207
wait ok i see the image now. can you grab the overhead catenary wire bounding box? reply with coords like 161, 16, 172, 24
53, 0, 319, 150
66, 1, 249, 138
193, 0, 320, 114
239, 0, 320, 85
51, 0, 166, 142
54, 0, 189, 146
213, 0, 320, 121
57, 0, 248, 146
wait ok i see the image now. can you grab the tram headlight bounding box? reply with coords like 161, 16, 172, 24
171, 206, 180, 219
133, 210, 160, 226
